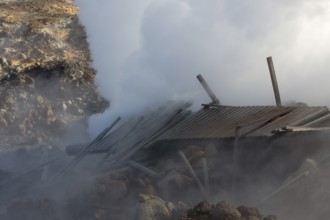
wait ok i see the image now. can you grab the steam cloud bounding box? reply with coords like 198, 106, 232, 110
75, 0, 330, 136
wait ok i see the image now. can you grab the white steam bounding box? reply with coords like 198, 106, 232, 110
75, 0, 330, 136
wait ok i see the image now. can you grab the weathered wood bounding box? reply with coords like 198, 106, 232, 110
202, 158, 210, 196
178, 151, 210, 201
233, 124, 241, 164
128, 161, 159, 178
111, 102, 191, 163
258, 170, 309, 205
52, 117, 121, 180
267, 57, 282, 106
197, 74, 220, 105
0, 158, 59, 187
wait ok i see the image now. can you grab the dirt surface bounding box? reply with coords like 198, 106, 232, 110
0, 0, 108, 150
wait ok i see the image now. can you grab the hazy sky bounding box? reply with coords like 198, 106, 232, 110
75, 0, 330, 135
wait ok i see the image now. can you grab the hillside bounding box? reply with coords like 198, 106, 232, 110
0, 0, 109, 149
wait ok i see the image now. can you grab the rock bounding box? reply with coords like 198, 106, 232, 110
171, 202, 190, 219
262, 215, 277, 220
130, 177, 146, 188
107, 180, 128, 200
0, 0, 109, 148
237, 206, 262, 219
184, 145, 204, 159
213, 201, 241, 220
97, 183, 107, 194
189, 150, 205, 160
241, 217, 260, 220
168, 174, 194, 190
134, 194, 172, 220
177, 201, 277, 220
94, 209, 107, 219
0, 117, 8, 127
141, 184, 158, 196
18, 122, 26, 134
204, 143, 218, 156
187, 200, 213, 217
158, 171, 194, 199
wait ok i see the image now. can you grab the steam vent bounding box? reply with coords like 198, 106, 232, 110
2, 1, 330, 220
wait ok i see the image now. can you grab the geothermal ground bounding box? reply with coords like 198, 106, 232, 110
1, 1, 330, 220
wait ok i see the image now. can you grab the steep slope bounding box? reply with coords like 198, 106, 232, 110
0, 0, 109, 149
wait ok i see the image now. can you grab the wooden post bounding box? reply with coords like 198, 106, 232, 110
267, 57, 282, 106
197, 74, 220, 105
258, 171, 309, 205
233, 124, 241, 164
202, 158, 210, 196
179, 151, 211, 201
128, 160, 159, 178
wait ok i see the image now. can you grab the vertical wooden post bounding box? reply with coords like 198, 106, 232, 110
233, 124, 241, 164
202, 158, 210, 196
267, 57, 282, 106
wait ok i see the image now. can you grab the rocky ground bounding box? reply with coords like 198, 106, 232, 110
2, 1, 330, 220
2, 141, 330, 220
0, 0, 108, 150
0, 143, 280, 220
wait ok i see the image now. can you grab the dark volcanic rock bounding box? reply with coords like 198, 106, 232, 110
187, 200, 213, 217
237, 206, 262, 220
6, 198, 62, 220
213, 201, 241, 220
178, 200, 277, 220
134, 194, 172, 220
0, 0, 108, 149
262, 215, 277, 220
242, 217, 260, 220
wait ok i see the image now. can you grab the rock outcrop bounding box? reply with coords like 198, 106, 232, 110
0, 0, 108, 149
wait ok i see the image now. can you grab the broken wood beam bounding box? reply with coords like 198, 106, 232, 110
52, 117, 121, 181
65, 143, 89, 156
233, 124, 241, 164
197, 74, 220, 105
0, 158, 59, 187
257, 170, 309, 206
179, 151, 211, 201
267, 57, 282, 106
202, 158, 210, 196
128, 160, 159, 178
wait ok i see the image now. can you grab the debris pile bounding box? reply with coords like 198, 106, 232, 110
0, 142, 279, 220
178, 200, 277, 220
3, 124, 330, 219
6, 198, 62, 220
2, 1, 330, 220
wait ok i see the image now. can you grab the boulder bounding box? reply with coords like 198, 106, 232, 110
187, 200, 213, 217
263, 215, 277, 220
204, 143, 218, 157
106, 180, 128, 200
134, 194, 173, 220
237, 206, 262, 220
241, 217, 260, 220
213, 201, 241, 220
184, 145, 204, 159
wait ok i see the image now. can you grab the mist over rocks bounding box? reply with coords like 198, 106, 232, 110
1, 1, 330, 220
0, 0, 108, 149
